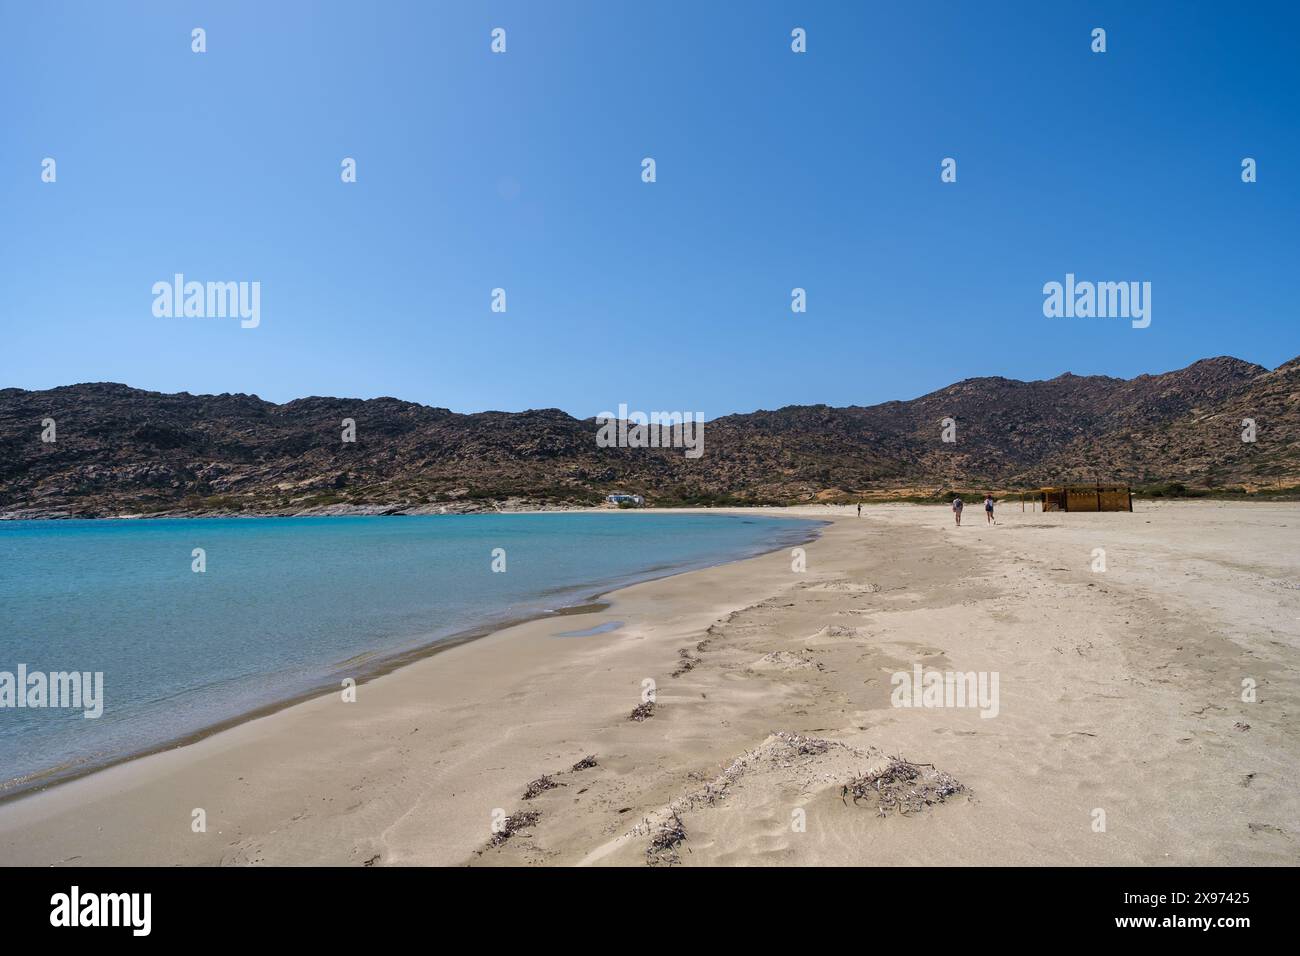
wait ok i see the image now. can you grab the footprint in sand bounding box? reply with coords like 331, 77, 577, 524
1246, 822, 1289, 837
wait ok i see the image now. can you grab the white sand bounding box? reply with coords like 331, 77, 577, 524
1, 501, 1296, 866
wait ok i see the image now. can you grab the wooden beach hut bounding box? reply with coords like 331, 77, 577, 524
1037, 484, 1132, 513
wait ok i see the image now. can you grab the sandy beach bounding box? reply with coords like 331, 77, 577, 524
1, 500, 1296, 867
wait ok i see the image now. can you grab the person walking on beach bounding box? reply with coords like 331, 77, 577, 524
857, 503, 861, 517
984, 493, 995, 524
952, 496, 963, 526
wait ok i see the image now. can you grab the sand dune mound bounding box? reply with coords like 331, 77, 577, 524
806, 624, 862, 643
750, 650, 823, 671
620, 732, 870, 865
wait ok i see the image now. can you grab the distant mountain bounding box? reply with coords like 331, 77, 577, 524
2, 356, 1297, 517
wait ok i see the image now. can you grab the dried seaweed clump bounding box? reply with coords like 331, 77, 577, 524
842, 757, 965, 816
681, 755, 747, 810
571, 754, 598, 771
772, 731, 832, 757
671, 647, 702, 678
522, 774, 563, 800
488, 809, 541, 848
646, 811, 687, 866
628, 701, 656, 722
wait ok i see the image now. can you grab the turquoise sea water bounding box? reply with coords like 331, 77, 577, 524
0, 512, 821, 792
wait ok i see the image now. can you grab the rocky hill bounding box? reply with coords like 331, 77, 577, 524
1, 355, 1296, 517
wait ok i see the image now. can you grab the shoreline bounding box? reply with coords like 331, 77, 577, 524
9, 493, 1300, 523
1, 501, 1295, 867
0, 511, 827, 804
8, 489, 1300, 523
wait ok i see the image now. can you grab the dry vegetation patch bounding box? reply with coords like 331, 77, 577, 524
842, 757, 966, 817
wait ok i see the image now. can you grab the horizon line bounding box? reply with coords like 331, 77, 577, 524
4, 352, 1294, 422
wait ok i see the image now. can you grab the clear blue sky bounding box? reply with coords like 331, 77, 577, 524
2, 1, 1296, 418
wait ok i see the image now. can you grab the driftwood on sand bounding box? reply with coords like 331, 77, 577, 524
842, 756, 965, 817
521, 774, 563, 800
646, 810, 687, 865
628, 701, 656, 721
671, 647, 702, 678
486, 809, 541, 849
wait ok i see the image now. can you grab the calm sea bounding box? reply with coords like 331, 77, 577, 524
0, 512, 821, 792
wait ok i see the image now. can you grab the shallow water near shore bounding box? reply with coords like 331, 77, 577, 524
0, 512, 822, 792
